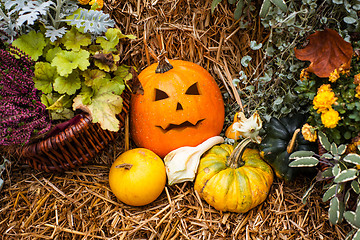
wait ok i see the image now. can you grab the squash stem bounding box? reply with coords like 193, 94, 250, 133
287, 129, 300, 154
115, 163, 133, 170
155, 52, 173, 73
227, 138, 252, 168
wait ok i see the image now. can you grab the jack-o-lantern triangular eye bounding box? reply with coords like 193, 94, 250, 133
185, 82, 200, 95
155, 88, 169, 101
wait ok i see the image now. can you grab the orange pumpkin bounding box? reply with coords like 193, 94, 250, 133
130, 59, 225, 158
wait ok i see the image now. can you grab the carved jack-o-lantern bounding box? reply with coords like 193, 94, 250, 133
130, 59, 225, 158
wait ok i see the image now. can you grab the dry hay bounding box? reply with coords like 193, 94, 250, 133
0, 0, 353, 239
0, 142, 352, 239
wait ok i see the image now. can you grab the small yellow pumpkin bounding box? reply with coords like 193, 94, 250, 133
194, 138, 274, 213
109, 148, 166, 206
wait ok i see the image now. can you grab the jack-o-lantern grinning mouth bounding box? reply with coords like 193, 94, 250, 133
156, 119, 205, 133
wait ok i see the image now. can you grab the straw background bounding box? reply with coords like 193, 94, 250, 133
0, 0, 352, 239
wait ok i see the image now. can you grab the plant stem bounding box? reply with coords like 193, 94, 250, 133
227, 138, 252, 168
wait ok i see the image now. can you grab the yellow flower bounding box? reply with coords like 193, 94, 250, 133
329, 68, 340, 83
90, 0, 103, 10
321, 108, 341, 128
317, 84, 332, 93
313, 85, 337, 113
78, 0, 90, 4
301, 123, 317, 142
356, 85, 360, 99
300, 68, 309, 81
354, 73, 360, 85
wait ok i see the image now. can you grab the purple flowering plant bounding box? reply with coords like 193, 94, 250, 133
0, 43, 51, 146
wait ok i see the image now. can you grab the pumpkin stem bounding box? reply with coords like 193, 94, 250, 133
227, 138, 252, 168
115, 163, 133, 170
155, 51, 173, 73
287, 128, 300, 154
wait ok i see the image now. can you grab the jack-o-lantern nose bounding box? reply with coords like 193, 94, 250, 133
176, 102, 183, 111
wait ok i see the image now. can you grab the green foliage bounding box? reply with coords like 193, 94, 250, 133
15, 26, 135, 132
0, 0, 115, 42
295, 55, 360, 145
289, 132, 360, 239
224, 0, 360, 125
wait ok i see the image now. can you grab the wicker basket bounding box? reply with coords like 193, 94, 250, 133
17, 88, 131, 172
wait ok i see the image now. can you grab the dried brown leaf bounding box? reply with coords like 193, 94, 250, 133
295, 28, 353, 78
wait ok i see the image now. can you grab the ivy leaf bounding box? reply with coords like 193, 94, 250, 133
61, 27, 92, 51
294, 29, 353, 78
12, 30, 46, 61
53, 70, 81, 95
51, 49, 90, 76
33, 62, 58, 94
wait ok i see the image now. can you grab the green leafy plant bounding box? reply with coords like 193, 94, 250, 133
289, 131, 360, 240
12, 26, 135, 132
0, 0, 114, 42
295, 53, 360, 145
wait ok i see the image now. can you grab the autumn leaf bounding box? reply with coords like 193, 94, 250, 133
294, 29, 353, 78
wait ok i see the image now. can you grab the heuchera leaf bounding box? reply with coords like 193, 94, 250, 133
294, 29, 353, 78
61, 27, 92, 51
51, 49, 90, 76
82, 69, 107, 87
72, 78, 125, 131
53, 70, 82, 95
12, 30, 46, 61
72, 92, 123, 132
33, 62, 58, 94
45, 46, 63, 62
96, 28, 121, 52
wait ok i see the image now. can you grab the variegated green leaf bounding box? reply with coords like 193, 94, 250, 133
353, 229, 360, 240
333, 164, 341, 177
329, 197, 344, 225
344, 211, 358, 229
289, 151, 315, 159
289, 157, 319, 167
322, 153, 334, 159
302, 181, 316, 204
330, 142, 338, 155
259, 0, 272, 18
355, 200, 360, 224
322, 184, 337, 202
211, 0, 222, 13
334, 169, 358, 183
352, 180, 360, 194
233, 0, 244, 20
270, 0, 287, 12
338, 144, 347, 155
318, 131, 331, 151
344, 154, 360, 165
